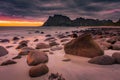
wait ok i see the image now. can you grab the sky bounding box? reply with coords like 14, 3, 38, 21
0, 0, 120, 26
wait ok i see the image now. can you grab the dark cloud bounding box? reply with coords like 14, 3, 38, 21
0, 0, 120, 21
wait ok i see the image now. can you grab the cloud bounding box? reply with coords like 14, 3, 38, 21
0, 0, 120, 21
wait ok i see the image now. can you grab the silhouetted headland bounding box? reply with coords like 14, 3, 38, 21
43, 14, 120, 26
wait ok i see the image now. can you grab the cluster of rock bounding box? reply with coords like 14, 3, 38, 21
79, 28, 120, 50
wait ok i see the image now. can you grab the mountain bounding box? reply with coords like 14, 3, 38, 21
115, 19, 120, 26
43, 14, 120, 26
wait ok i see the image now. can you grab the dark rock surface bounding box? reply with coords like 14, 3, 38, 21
29, 64, 49, 77
88, 55, 115, 65
0, 46, 8, 57
64, 34, 104, 58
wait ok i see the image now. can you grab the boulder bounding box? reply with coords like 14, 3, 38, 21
12, 37, 20, 41
88, 55, 115, 65
18, 47, 34, 55
0, 39, 10, 43
112, 43, 120, 50
36, 43, 50, 49
50, 46, 62, 51
107, 38, 116, 44
16, 41, 29, 49
49, 42, 60, 47
27, 50, 48, 66
1, 60, 17, 66
0, 46, 8, 57
64, 34, 104, 58
29, 64, 49, 77
6, 46, 13, 48
34, 39, 39, 42
16, 43, 27, 49
19, 40, 29, 44
12, 55, 22, 59
60, 39, 69, 42
112, 52, 120, 64
44, 37, 56, 42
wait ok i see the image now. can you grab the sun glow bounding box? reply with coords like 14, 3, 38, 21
0, 20, 44, 27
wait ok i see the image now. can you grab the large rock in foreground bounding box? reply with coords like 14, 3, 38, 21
64, 34, 104, 58
0, 46, 8, 57
29, 64, 49, 77
88, 55, 115, 65
27, 50, 48, 66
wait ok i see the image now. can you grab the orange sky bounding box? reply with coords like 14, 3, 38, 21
0, 16, 44, 27
0, 20, 44, 27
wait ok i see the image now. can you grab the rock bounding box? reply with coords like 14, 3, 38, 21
29, 64, 49, 77
62, 58, 71, 62
27, 50, 48, 66
6, 46, 13, 48
41, 32, 44, 34
88, 55, 115, 65
34, 39, 39, 42
112, 52, 120, 64
36, 43, 50, 49
16, 43, 27, 49
48, 73, 59, 79
18, 47, 34, 55
45, 34, 52, 37
0, 46, 8, 57
16, 40, 29, 49
112, 44, 120, 50
12, 55, 22, 59
50, 46, 62, 51
35, 30, 40, 33
57, 34, 67, 39
19, 40, 29, 44
12, 37, 20, 41
60, 39, 69, 42
49, 42, 60, 47
0, 39, 10, 43
49, 52, 54, 54
42, 50, 49, 52
1, 60, 17, 66
44, 37, 56, 42
64, 33, 104, 58
97, 41, 112, 50
107, 38, 116, 44
71, 33, 78, 38
48, 73, 65, 80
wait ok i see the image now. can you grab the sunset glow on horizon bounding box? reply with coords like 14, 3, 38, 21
0, 20, 44, 27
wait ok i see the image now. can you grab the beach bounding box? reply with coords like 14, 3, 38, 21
0, 26, 120, 80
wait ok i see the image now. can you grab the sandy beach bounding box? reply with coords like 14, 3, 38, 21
0, 26, 120, 80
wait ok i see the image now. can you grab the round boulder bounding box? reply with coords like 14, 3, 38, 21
36, 43, 50, 49
29, 64, 49, 77
88, 55, 115, 65
27, 50, 48, 66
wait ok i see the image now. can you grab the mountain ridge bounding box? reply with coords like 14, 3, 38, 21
43, 14, 120, 26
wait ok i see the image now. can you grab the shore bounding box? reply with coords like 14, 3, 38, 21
0, 26, 120, 80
